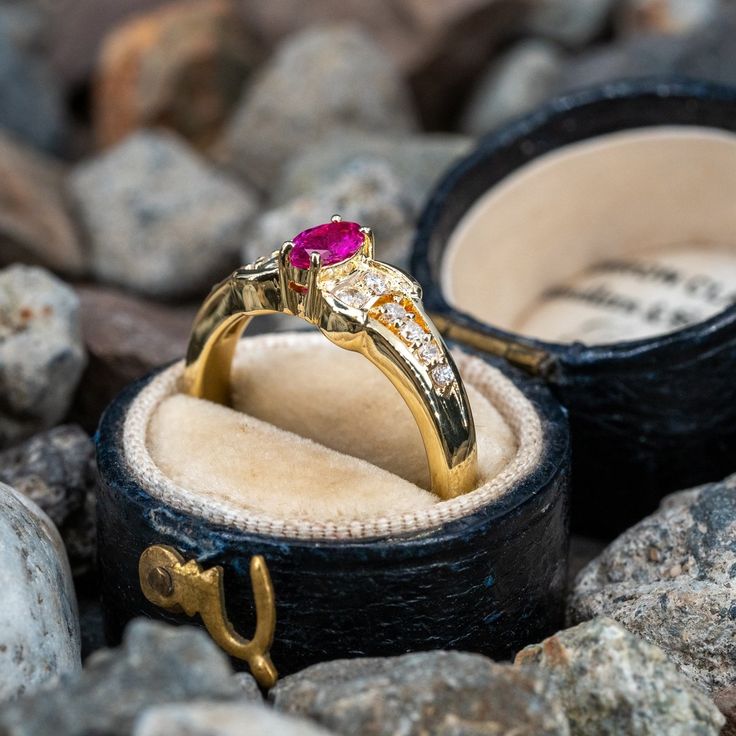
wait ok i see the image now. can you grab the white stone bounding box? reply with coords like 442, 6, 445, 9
362, 270, 388, 294
334, 285, 369, 309
134, 702, 335, 736
418, 343, 442, 365
381, 302, 407, 323
399, 320, 426, 344
431, 364, 455, 389
0, 481, 80, 702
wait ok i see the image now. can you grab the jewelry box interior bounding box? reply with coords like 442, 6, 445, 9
442, 126, 736, 347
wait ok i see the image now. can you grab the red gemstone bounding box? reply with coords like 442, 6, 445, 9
289, 221, 364, 270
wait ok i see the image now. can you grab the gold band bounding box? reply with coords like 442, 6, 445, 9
182, 218, 477, 499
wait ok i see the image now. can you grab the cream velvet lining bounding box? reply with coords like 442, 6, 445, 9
443, 127, 736, 345
122, 333, 543, 541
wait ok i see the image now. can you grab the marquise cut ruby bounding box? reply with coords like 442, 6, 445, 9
289, 220, 364, 270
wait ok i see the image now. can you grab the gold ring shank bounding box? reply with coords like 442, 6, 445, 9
182, 259, 477, 500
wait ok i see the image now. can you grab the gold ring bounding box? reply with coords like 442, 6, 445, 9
182, 216, 478, 499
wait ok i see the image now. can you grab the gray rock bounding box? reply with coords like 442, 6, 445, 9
523, 0, 616, 47
69, 130, 257, 300
0, 265, 86, 448
245, 160, 414, 272
516, 617, 724, 736
568, 475, 736, 693
0, 619, 245, 736
272, 651, 571, 736
0, 425, 96, 576
0, 481, 80, 702
616, 0, 721, 36
218, 24, 417, 191
134, 702, 336, 736
558, 5, 736, 92
0, 16, 65, 154
273, 132, 472, 213
461, 39, 564, 136
233, 672, 263, 703
0, 130, 83, 278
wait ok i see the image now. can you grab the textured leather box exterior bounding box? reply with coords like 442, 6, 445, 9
96, 358, 569, 678
413, 79, 736, 538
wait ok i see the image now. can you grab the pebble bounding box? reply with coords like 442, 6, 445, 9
134, 702, 336, 736
272, 651, 570, 736
217, 23, 417, 192
523, 0, 616, 47
94, 0, 262, 150
245, 160, 415, 271
0, 131, 83, 277
69, 130, 257, 300
0, 14, 66, 153
714, 686, 736, 736
0, 425, 96, 576
516, 617, 724, 735
273, 132, 472, 213
72, 284, 195, 431
0, 265, 86, 448
0, 481, 80, 703
569, 475, 736, 693
461, 39, 564, 136
616, 0, 721, 36
557, 5, 736, 92
0, 619, 245, 736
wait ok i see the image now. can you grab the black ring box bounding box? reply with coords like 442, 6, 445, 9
96, 335, 569, 678
412, 79, 736, 537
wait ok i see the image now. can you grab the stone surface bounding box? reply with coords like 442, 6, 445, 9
461, 39, 563, 136
0, 425, 96, 576
557, 5, 736, 92
217, 24, 417, 191
245, 160, 414, 272
523, 0, 616, 47
290, 220, 364, 269
616, 0, 721, 36
69, 131, 257, 300
72, 285, 194, 431
0, 481, 80, 702
715, 686, 736, 736
0, 13, 66, 153
273, 132, 471, 213
0, 619, 245, 735
569, 476, 736, 693
516, 618, 724, 736
272, 651, 570, 735
233, 672, 263, 703
94, 0, 262, 150
0, 131, 83, 277
0, 265, 86, 448
134, 702, 335, 736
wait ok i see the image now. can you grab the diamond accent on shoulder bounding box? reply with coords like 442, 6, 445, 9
334, 284, 371, 308
381, 302, 408, 323
418, 342, 442, 365
431, 364, 455, 389
399, 320, 426, 345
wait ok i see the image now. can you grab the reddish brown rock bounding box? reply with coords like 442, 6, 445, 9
72, 285, 195, 430
0, 131, 84, 277
49, 0, 524, 129
93, 0, 261, 150
714, 687, 736, 736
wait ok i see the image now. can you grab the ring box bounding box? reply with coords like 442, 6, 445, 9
96, 332, 569, 678
412, 80, 736, 537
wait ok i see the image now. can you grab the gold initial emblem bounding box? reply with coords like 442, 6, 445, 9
138, 545, 277, 687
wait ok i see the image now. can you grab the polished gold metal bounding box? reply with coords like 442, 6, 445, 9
139, 545, 277, 688
182, 216, 478, 499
